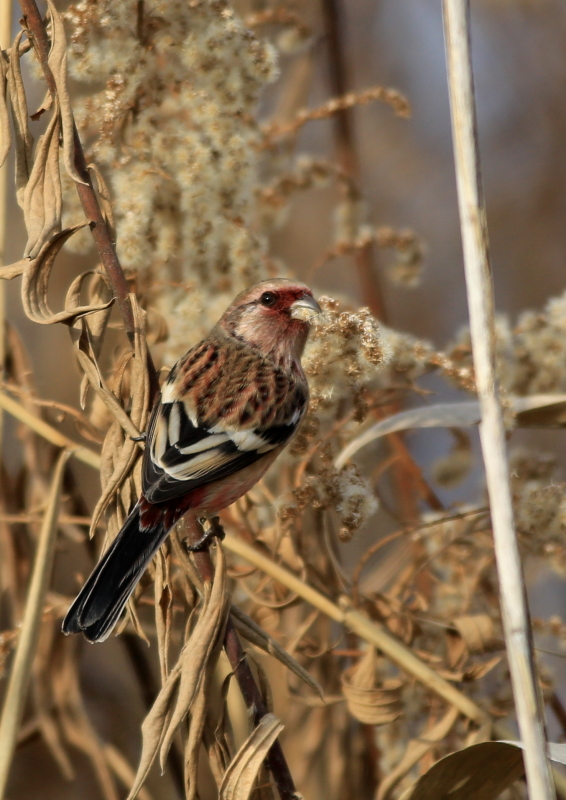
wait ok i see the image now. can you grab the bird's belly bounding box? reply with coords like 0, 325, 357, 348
193, 448, 281, 514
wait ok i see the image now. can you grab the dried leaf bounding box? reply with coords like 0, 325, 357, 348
203, 672, 235, 788
341, 647, 403, 725
183, 672, 210, 800
219, 713, 284, 800
401, 742, 525, 800
376, 706, 460, 800
73, 347, 142, 440
21, 224, 113, 325
452, 615, 498, 654
103, 744, 153, 800
46, 0, 85, 184
336, 394, 566, 467
66, 271, 113, 409
0, 50, 11, 169
22, 110, 62, 258
230, 604, 323, 699
0, 259, 27, 280
7, 31, 34, 205
154, 546, 172, 683
127, 546, 227, 800
159, 545, 228, 768
499, 740, 566, 766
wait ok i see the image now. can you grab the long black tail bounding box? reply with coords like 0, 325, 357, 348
62, 502, 168, 643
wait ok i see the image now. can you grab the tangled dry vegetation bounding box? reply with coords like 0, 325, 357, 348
0, 1, 566, 799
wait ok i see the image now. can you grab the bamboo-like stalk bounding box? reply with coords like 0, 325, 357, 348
442, 3, 554, 798
0, 449, 70, 800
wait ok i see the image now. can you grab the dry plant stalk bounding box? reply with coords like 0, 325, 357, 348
442, 1, 554, 798
0, 1, 565, 800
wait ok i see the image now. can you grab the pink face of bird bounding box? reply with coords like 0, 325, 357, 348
220, 280, 321, 364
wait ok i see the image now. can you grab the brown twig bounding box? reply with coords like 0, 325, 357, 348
320, 0, 386, 321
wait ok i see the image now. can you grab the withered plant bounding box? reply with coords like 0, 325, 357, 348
0, 1, 565, 799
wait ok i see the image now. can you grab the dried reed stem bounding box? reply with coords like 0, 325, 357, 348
0, 449, 70, 800
442, 2, 554, 797
0, 390, 101, 469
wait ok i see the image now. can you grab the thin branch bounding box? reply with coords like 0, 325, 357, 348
442, 2, 554, 798
0, 450, 70, 800
320, 0, 387, 321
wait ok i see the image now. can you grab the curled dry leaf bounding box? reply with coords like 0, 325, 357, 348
219, 713, 284, 800
341, 646, 403, 725
21, 224, 114, 325
22, 110, 62, 258
66, 271, 113, 409
230, 604, 323, 699
126, 545, 228, 800
453, 615, 498, 654
0, 50, 11, 169
6, 31, 34, 206
46, 0, 84, 185
400, 741, 525, 800
446, 614, 499, 669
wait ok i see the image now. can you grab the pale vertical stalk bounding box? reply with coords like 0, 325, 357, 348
0, 450, 70, 800
442, 2, 554, 799
0, 1, 11, 455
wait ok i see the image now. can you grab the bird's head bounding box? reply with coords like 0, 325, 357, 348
219, 279, 321, 364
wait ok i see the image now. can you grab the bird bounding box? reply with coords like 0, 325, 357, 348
62, 279, 321, 642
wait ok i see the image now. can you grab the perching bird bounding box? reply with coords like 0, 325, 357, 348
62, 279, 321, 642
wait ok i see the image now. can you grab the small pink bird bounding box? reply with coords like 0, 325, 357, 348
63, 279, 321, 642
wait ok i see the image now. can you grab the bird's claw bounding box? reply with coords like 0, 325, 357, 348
186, 516, 225, 552
130, 431, 147, 442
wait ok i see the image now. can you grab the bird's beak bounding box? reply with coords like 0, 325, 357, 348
290, 295, 322, 322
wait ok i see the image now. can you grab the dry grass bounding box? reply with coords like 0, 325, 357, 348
0, 1, 565, 799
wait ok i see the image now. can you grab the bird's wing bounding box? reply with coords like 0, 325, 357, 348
141, 342, 307, 504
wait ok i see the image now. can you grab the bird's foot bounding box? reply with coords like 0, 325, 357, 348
130, 431, 147, 442
186, 516, 225, 552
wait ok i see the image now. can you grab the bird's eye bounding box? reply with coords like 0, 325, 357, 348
260, 291, 276, 307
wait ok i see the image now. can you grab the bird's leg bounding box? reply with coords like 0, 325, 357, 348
185, 516, 226, 552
